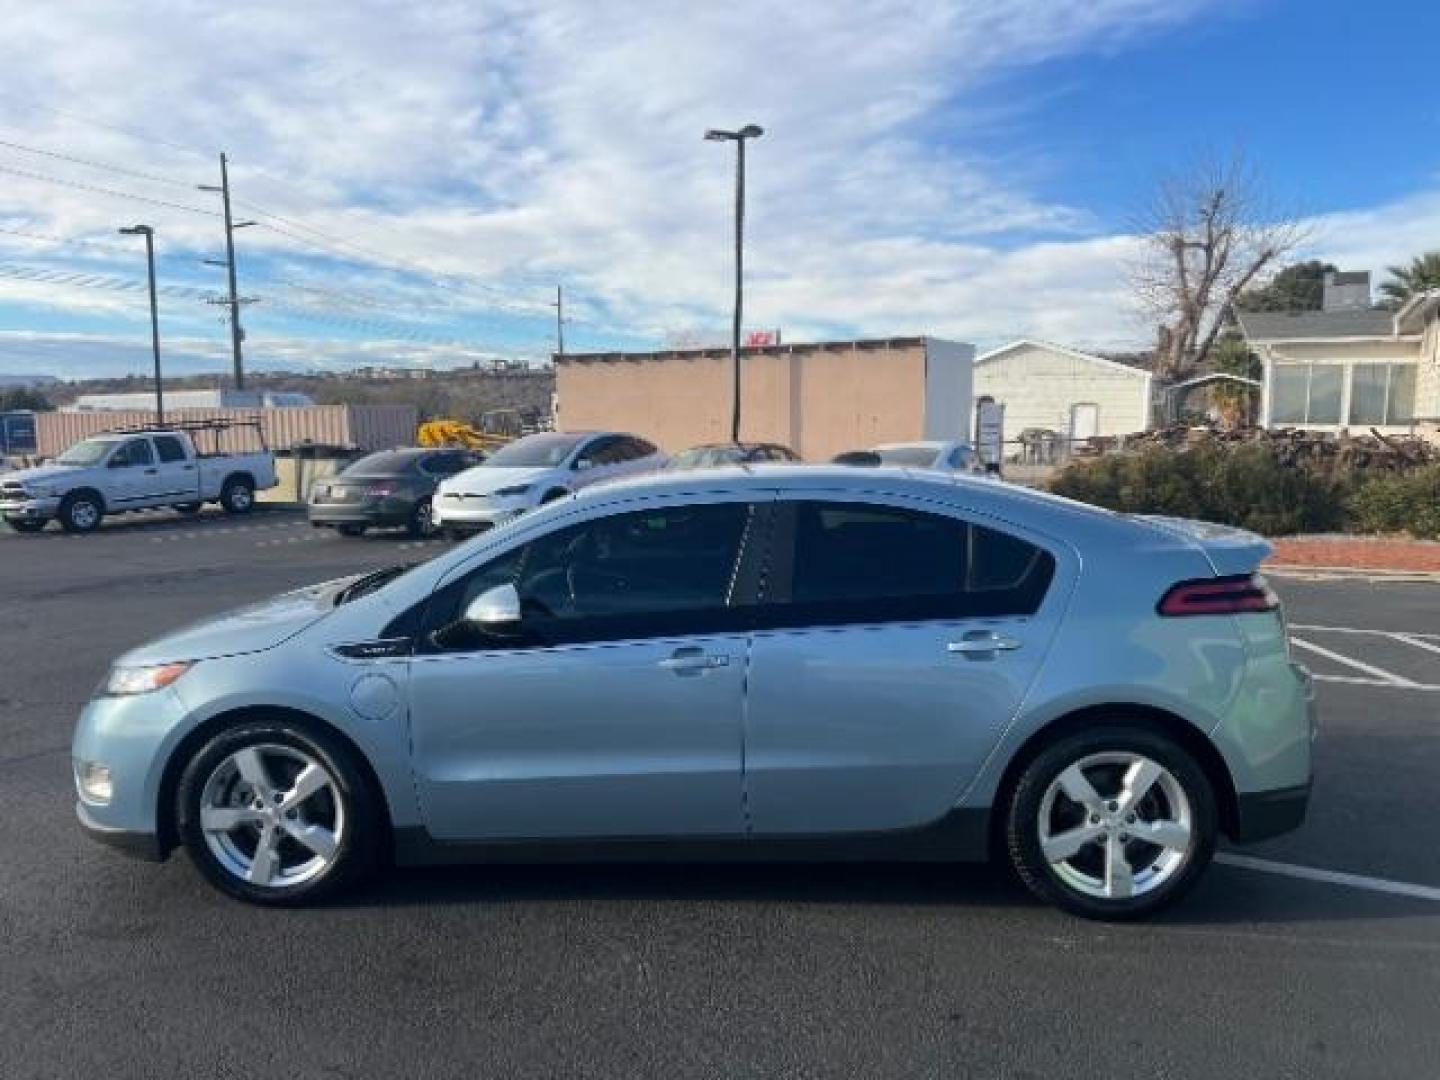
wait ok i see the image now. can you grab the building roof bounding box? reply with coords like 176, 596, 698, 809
557, 337, 927, 363
1235, 308, 1399, 342
975, 339, 1152, 379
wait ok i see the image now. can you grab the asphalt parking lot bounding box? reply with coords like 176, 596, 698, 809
2, 508, 1438, 1078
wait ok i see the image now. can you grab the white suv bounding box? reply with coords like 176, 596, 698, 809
433, 431, 665, 538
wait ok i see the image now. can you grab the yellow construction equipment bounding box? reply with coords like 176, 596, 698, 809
417, 419, 510, 451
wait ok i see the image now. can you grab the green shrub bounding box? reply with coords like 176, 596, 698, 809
1348, 465, 1440, 539
1048, 443, 1349, 535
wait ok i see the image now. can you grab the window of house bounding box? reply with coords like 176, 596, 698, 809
1270, 363, 1345, 424
1348, 364, 1416, 425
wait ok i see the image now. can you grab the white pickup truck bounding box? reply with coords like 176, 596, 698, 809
0, 423, 278, 533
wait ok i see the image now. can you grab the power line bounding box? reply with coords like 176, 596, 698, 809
0, 162, 221, 218
0, 135, 201, 190
0, 224, 126, 252
0, 92, 216, 161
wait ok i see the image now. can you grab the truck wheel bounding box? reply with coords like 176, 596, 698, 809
220, 477, 255, 515
7, 519, 46, 533
58, 491, 104, 534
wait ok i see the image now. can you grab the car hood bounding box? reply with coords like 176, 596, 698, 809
116, 574, 360, 666
3, 463, 86, 485
439, 465, 554, 495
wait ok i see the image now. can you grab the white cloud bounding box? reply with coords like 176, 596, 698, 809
2, 0, 1417, 377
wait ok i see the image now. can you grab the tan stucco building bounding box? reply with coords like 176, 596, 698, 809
554, 337, 974, 461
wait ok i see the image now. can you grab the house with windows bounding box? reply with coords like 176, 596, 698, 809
1236, 272, 1440, 437
972, 340, 1154, 442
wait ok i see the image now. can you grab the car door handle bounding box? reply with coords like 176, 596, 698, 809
947, 632, 1022, 655
182, 464, 196, 471
658, 649, 730, 673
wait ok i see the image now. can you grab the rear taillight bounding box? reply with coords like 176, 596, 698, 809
1157, 573, 1278, 616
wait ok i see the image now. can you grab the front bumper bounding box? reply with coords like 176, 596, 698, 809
434, 496, 528, 528
1, 496, 60, 520
76, 800, 164, 861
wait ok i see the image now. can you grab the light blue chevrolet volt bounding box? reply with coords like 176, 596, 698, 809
73, 466, 1313, 919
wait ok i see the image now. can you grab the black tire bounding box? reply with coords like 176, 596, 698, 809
337, 523, 368, 537
174, 502, 204, 514
7, 519, 46, 533
176, 719, 384, 906
1003, 725, 1217, 921
58, 490, 104, 534
220, 476, 255, 515
540, 488, 568, 504
406, 499, 436, 539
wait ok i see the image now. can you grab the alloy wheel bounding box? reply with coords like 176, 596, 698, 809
1036, 751, 1194, 900
197, 743, 346, 889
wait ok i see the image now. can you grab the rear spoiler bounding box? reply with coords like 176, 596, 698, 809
1131, 515, 1273, 578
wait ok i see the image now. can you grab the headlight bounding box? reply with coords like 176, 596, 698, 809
103, 661, 194, 696
493, 484, 532, 498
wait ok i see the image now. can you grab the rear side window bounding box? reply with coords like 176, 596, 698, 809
766, 500, 1053, 625
153, 435, 187, 463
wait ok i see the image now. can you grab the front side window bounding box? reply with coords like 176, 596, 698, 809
422, 502, 754, 650
766, 501, 1054, 626
113, 439, 154, 467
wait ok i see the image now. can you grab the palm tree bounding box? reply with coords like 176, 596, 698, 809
1379, 252, 1440, 308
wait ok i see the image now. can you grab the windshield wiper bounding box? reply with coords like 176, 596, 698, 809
334, 564, 412, 606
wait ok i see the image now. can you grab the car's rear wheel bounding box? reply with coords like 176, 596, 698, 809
176, 720, 382, 905
1004, 726, 1216, 920
220, 476, 254, 515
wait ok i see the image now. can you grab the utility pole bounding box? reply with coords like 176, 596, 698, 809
118, 224, 163, 426
198, 153, 255, 390
704, 124, 763, 443
552, 285, 565, 360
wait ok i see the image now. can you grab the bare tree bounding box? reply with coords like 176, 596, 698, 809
1134, 155, 1308, 380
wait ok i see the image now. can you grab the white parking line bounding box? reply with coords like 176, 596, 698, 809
1289, 636, 1421, 688
1291, 623, 1440, 642
1217, 853, 1440, 902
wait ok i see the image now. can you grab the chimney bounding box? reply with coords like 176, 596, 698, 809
1322, 270, 1371, 312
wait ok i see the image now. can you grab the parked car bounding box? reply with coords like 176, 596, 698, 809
432, 430, 664, 539
867, 440, 987, 474
0, 423, 277, 533
73, 465, 1312, 919
308, 448, 482, 539
666, 442, 801, 469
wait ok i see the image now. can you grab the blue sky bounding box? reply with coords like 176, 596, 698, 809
0, 0, 1436, 380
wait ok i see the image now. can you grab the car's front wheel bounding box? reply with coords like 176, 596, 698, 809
1004, 726, 1217, 920
176, 720, 382, 905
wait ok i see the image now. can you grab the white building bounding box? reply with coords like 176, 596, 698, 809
973, 339, 1153, 443
68, 389, 314, 412
1236, 272, 1440, 436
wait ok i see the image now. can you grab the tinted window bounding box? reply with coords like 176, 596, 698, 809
874, 446, 941, 467
768, 501, 1053, 624
626, 437, 658, 459
423, 502, 754, 650
947, 445, 976, 470
583, 435, 626, 466
421, 452, 471, 476
484, 433, 585, 468
154, 435, 187, 463
116, 439, 154, 467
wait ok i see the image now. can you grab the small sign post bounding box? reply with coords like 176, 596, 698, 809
975, 396, 1004, 474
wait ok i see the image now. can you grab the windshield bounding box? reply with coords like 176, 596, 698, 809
56, 438, 117, 466
343, 450, 424, 476
483, 433, 584, 468
667, 446, 746, 469
874, 446, 941, 467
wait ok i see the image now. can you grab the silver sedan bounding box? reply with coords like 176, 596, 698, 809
72, 466, 1312, 919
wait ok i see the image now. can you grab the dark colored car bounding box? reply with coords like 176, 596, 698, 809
308, 448, 482, 538
665, 442, 802, 469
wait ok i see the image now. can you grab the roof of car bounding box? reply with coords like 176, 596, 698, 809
575, 463, 1125, 535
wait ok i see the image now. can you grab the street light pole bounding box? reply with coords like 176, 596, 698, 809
704, 124, 763, 443
119, 224, 163, 427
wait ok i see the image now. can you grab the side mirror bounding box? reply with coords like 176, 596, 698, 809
461, 583, 522, 630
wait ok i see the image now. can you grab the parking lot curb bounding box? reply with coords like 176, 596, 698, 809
1264, 563, 1440, 583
